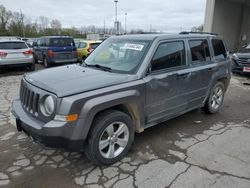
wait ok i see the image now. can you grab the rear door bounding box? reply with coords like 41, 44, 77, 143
34, 38, 43, 61
144, 40, 191, 125
187, 38, 214, 108
49, 38, 76, 60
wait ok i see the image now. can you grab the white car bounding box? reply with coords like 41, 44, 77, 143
0, 39, 35, 72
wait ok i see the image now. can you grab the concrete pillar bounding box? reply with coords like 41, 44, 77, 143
204, 0, 215, 32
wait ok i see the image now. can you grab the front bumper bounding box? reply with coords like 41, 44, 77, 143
11, 98, 84, 151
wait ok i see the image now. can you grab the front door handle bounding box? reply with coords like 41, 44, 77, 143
177, 72, 189, 79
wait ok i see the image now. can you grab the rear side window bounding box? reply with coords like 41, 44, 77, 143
0, 42, 27, 49
152, 41, 186, 71
49, 38, 75, 47
189, 40, 210, 62
212, 39, 227, 60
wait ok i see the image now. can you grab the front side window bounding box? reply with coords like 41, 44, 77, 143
151, 41, 186, 71
79, 42, 87, 48
212, 39, 227, 60
189, 40, 210, 63
85, 38, 150, 74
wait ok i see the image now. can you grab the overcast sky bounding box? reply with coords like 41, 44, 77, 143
1, 0, 206, 32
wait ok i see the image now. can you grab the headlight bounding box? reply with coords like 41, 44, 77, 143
40, 95, 55, 116
232, 53, 239, 60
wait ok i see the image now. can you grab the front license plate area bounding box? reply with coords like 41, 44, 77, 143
243, 67, 250, 72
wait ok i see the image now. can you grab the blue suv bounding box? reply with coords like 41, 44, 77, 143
33, 36, 77, 67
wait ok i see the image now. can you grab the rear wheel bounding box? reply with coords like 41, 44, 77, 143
43, 57, 50, 68
202, 82, 225, 114
85, 110, 134, 165
26, 63, 35, 71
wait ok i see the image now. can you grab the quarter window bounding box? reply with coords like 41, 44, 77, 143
189, 40, 210, 62
152, 41, 186, 71
212, 39, 227, 60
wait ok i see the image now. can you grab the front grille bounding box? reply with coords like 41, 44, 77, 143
20, 81, 40, 116
238, 58, 250, 65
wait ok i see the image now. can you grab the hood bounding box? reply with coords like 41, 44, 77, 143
24, 64, 138, 97
235, 52, 250, 59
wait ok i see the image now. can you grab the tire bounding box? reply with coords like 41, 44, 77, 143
43, 57, 50, 68
34, 55, 38, 64
26, 63, 35, 71
202, 82, 225, 114
85, 110, 134, 165
82, 56, 87, 62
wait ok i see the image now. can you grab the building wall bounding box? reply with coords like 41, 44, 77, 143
238, 6, 250, 48
212, 0, 242, 51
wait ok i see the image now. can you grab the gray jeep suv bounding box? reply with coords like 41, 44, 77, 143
11, 32, 231, 165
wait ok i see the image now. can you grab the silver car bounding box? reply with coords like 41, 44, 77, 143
0, 39, 35, 71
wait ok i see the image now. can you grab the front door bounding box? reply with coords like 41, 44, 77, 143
144, 40, 190, 125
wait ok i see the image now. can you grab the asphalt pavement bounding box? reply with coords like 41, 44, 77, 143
0, 65, 250, 188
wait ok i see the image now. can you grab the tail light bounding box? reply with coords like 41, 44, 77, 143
48, 50, 54, 58
23, 49, 33, 55
87, 45, 93, 53
0, 51, 7, 58
72, 51, 77, 56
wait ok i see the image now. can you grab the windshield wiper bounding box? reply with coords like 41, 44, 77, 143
85, 63, 112, 72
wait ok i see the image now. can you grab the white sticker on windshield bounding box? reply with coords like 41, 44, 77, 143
124, 43, 144, 51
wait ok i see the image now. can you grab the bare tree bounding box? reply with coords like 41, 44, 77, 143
50, 19, 61, 30
39, 16, 49, 31
0, 5, 12, 35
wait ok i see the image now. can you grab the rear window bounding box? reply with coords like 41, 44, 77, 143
0, 42, 27, 49
91, 43, 100, 50
212, 39, 227, 60
49, 38, 75, 47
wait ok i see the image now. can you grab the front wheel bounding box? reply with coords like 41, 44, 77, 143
202, 82, 225, 114
85, 110, 134, 165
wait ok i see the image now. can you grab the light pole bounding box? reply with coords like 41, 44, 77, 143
114, 0, 118, 34
124, 13, 127, 34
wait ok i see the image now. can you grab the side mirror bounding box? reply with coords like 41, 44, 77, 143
242, 44, 247, 48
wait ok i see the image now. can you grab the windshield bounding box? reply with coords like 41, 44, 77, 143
0, 42, 27, 49
85, 38, 150, 74
245, 44, 250, 49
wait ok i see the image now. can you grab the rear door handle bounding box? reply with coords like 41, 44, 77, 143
177, 72, 189, 79
207, 68, 213, 72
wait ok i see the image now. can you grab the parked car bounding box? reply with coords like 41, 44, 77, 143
231, 44, 250, 74
33, 36, 77, 67
11, 32, 231, 165
75, 40, 101, 61
0, 39, 34, 72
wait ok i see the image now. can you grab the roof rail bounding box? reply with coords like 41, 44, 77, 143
179, 31, 218, 36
